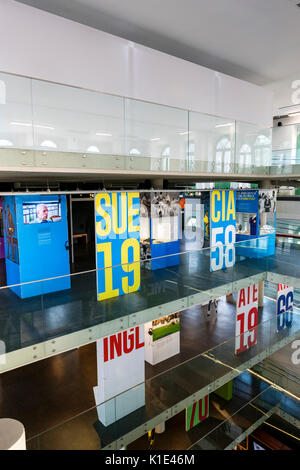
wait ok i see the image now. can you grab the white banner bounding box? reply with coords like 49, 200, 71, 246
93, 326, 145, 426
235, 284, 258, 355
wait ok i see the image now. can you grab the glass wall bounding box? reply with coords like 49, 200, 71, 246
0, 71, 275, 176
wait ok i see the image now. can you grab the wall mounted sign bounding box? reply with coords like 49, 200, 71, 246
95, 192, 140, 301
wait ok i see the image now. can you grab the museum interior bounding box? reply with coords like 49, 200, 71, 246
0, 0, 299, 452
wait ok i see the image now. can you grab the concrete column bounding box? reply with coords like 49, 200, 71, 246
155, 422, 165, 434
258, 281, 264, 308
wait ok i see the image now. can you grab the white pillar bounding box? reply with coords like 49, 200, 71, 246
0, 419, 26, 450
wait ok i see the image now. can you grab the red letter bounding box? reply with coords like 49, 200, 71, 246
135, 326, 145, 350
252, 284, 258, 303
103, 337, 109, 362
110, 332, 122, 360
123, 328, 135, 354
238, 289, 245, 308
199, 395, 209, 421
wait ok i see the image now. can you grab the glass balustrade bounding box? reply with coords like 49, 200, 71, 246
0, 235, 299, 373
0, 71, 276, 176
23, 308, 298, 450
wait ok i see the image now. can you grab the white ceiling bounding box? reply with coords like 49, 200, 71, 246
16, 0, 300, 86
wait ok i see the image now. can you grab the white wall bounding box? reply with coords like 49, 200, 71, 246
0, 0, 272, 127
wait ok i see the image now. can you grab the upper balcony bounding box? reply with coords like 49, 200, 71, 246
0, 71, 288, 183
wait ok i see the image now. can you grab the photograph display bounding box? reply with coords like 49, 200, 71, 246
23, 201, 62, 224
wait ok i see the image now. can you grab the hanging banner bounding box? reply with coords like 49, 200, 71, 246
210, 190, 236, 272
185, 395, 209, 431
277, 284, 293, 332
235, 284, 258, 355
95, 192, 140, 301
93, 326, 145, 427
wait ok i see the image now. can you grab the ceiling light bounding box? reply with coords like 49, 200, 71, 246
10, 121, 32, 127
178, 131, 190, 135
96, 132, 112, 137
288, 112, 300, 117
150, 137, 160, 141
215, 122, 234, 128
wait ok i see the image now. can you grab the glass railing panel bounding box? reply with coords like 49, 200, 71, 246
124, 98, 188, 172
24, 311, 292, 450
1, 235, 300, 373
235, 121, 272, 175
0, 281, 45, 367
31, 79, 125, 157
272, 123, 300, 157
188, 111, 235, 174
204, 309, 300, 375
0, 72, 34, 153
190, 385, 281, 450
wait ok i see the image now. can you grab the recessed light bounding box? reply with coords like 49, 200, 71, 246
150, 137, 160, 141
96, 132, 112, 136
178, 131, 190, 135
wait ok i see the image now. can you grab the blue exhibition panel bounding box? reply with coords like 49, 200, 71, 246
3, 195, 70, 298
150, 240, 180, 270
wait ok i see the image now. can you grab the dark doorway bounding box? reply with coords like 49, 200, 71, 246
71, 199, 95, 272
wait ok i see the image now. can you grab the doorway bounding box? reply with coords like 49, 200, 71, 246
71, 197, 95, 272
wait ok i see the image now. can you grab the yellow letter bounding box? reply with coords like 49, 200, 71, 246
95, 193, 111, 237
128, 192, 140, 233
211, 190, 221, 223
97, 242, 119, 300
227, 190, 236, 221
121, 238, 141, 294
112, 193, 127, 235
